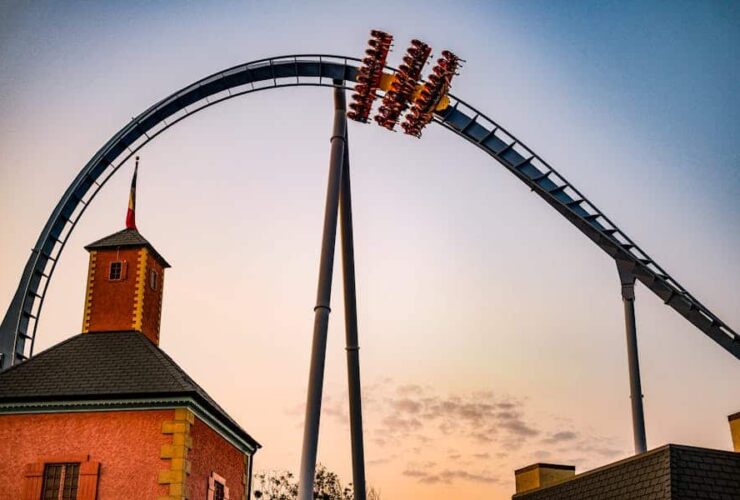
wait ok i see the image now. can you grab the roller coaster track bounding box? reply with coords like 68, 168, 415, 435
1, 54, 737, 369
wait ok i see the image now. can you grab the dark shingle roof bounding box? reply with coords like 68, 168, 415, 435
85, 228, 170, 267
514, 444, 740, 499
671, 445, 740, 498
0, 331, 257, 448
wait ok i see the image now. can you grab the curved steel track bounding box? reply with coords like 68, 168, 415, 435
1, 54, 737, 369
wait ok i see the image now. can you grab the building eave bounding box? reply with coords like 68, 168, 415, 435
0, 395, 260, 453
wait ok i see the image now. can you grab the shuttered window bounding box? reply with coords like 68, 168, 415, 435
41, 463, 79, 500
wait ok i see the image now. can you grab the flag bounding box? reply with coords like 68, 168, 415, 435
126, 157, 138, 230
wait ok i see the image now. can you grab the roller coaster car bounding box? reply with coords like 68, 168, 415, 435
349, 30, 394, 123
373, 39, 432, 130
401, 49, 463, 138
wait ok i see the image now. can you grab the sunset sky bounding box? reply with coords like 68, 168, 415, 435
1, 1, 738, 499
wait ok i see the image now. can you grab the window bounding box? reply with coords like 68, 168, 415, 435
109, 261, 123, 281
41, 463, 79, 500
207, 472, 229, 500
149, 270, 158, 291
214, 481, 225, 500
22, 457, 98, 500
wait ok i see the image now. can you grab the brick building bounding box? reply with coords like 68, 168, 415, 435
0, 227, 260, 499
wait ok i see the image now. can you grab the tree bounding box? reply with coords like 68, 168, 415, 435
253, 464, 381, 500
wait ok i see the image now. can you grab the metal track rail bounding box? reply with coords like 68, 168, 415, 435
0, 54, 736, 369
434, 100, 739, 358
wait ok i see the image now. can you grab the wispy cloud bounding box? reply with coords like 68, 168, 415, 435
287, 379, 627, 488
403, 466, 500, 485
543, 430, 578, 444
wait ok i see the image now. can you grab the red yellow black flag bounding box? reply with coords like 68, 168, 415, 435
126, 157, 138, 230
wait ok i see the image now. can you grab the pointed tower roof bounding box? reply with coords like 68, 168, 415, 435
85, 228, 170, 268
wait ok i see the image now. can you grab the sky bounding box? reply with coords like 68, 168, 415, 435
1, 1, 739, 498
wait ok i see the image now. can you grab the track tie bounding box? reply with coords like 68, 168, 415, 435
532, 171, 552, 183
512, 156, 533, 169
566, 199, 585, 208
548, 184, 568, 195
461, 115, 479, 134
71, 193, 88, 206
40, 253, 56, 263
477, 127, 498, 145
269, 58, 277, 86
496, 142, 516, 157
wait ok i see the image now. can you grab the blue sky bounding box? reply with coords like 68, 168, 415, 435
1, 2, 738, 498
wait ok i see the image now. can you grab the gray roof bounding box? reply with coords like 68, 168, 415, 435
514, 444, 740, 499
85, 228, 170, 267
0, 331, 258, 448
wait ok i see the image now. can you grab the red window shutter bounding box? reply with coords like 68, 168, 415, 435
21, 463, 44, 500
121, 261, 128, 280
77, 461, 100, 500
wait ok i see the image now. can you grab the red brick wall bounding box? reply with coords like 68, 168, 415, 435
84, 247, 167, 345
0, 410, 170, 499
140, 252, 166, 344
86, 247, 140, 334
189, 416, 247, 500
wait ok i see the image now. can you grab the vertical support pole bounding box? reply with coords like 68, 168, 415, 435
617, 261, 647, 454
339, 131, 367, 500
298, 82, 347, 500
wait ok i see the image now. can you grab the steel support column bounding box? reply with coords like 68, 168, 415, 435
339, 131, 367, 500
298, 82, 347, 500
617, 262, 647, 454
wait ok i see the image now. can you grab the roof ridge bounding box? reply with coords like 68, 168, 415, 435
665, 443, 737, 455
136, 335, 196, 393
0, 333, 84, 376
84, 228, 170, 267
84, 228, 141, 248
137, 337, 257, 443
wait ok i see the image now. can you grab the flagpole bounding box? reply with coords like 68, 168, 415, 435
126, 157, 139, 230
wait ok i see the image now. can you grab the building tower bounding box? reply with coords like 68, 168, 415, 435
82, 228, 170, 344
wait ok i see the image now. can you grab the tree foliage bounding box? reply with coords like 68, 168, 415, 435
253, 464, 381, 500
